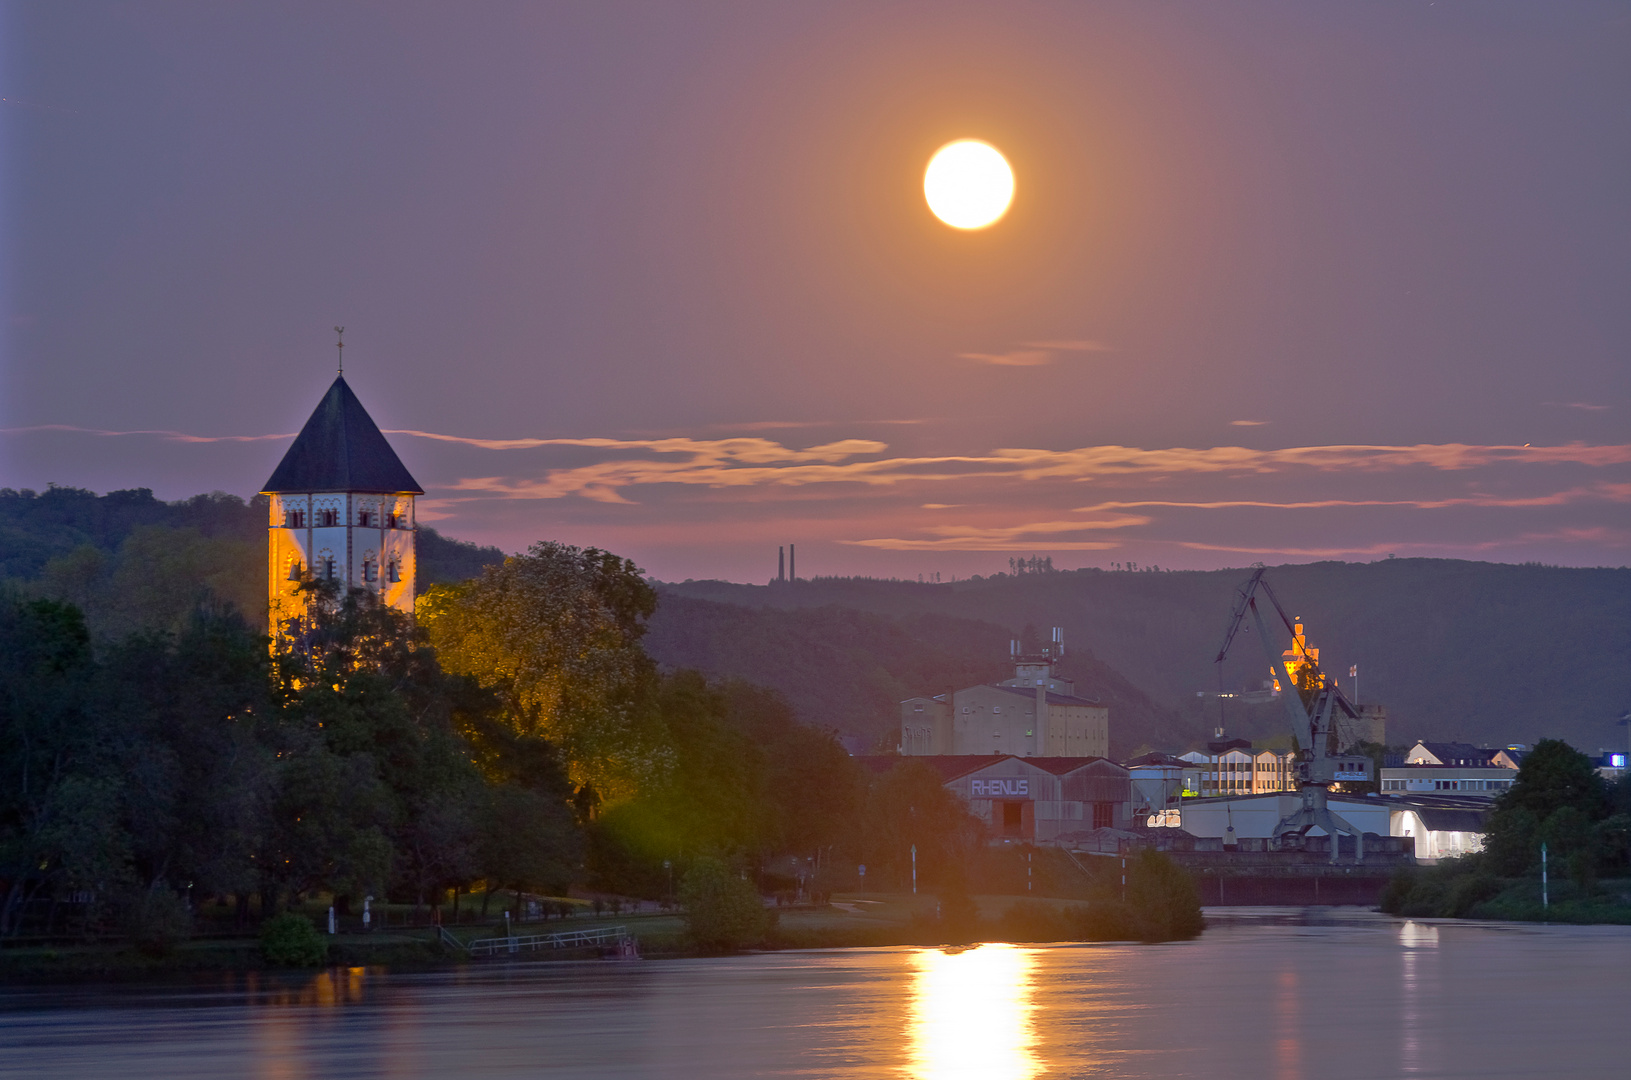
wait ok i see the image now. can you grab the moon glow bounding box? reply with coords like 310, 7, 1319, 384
924, 140, 1015, 229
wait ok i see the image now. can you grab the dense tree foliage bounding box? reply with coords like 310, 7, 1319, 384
1383, 739, 1631, 922
0, 585, 579, 938
420, 542, 667, 799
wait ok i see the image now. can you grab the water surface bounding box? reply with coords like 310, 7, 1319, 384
1, 908, 1623, 1079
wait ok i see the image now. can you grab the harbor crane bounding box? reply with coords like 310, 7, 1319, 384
1215, 568, 1371, 862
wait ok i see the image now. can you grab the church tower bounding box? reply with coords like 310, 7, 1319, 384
261, 375, 424, 641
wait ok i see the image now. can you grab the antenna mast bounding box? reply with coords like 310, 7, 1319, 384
334, 326, 346, 375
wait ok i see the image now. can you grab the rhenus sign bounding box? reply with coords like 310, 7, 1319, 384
970, 777, 1029, 798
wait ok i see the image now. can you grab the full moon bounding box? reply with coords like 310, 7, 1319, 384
924, 139, 1014, 229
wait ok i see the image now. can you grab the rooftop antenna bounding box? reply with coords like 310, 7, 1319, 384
334, 326, 345, 375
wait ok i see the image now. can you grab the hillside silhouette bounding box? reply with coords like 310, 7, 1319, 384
660, 561, 1630, 756
643, 594, 1188, 755
6, 488, 1624, 757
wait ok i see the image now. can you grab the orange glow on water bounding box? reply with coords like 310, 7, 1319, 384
907, 944, 1039, 1080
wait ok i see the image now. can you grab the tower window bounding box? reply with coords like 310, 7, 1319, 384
362, 560, 377, 582
385, 512, 400, 529
358, 510, 374, 527
318, 509, 340, 527
285, 510, 306, 529
323, 558, 336, 580
387, 560, 400, 583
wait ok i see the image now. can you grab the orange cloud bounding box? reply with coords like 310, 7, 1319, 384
955, 338, 1114, 367
439, 439, 1631, 503
849, 517, 1143, 551
1072, 484, 1631, 513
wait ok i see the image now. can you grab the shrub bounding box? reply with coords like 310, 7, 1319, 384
1379, 867, 1417, 914
124, 890, 193, 957
678, 856, 770, 952
260, 913, 328, 967
1123, 850, 1204, 941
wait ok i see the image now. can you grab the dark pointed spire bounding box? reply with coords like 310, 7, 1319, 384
262, 375, 424, 494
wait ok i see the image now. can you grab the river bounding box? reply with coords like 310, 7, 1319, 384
0, 908, 1623, 1079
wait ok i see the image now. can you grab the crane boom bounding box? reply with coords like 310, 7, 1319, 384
1211, 568, 1371, 862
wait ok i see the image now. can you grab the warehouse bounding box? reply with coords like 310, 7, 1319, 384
870, 754, 1132, 845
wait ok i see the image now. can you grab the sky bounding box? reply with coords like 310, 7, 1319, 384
3, 1, 1628, 583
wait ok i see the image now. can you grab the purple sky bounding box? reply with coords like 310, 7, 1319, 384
4, 2, 1627, 582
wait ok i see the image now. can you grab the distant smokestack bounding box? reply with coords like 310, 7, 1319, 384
789, 544, 796, 581
778, 546, 785, 582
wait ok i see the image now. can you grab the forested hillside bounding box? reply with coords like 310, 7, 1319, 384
643, 595, 1189, 755
661, 561, 1631, 755
0, 486, 503, 635
7, 487, 1624, 758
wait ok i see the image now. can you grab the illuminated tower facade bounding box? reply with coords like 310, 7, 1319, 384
261, 375, 423, 642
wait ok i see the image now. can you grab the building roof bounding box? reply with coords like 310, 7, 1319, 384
262, 376, 424, 495
1023, 756, 1119, 775
984, 684, 1103, 708
854, 754, 1118, 782
1409, 741, 1499, 767
1125, 752, 1188, 768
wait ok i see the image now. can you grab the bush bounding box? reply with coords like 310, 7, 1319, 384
124, 890, 193, 957
1123, 850, 1204, 941
678, 856, 770, 952
260, 913, 328, 967
1379, 867, 1417, 914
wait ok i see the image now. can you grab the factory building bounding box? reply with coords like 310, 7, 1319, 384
866, 754, 1133, 845
1168, 791, 1489, 863
899, 629, 1108, 758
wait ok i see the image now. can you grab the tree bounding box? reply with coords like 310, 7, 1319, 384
0, 596, 119, 935
419, 542, 666, 799
862, 760, 984, 891
1483, 739, 1610, 879
1498, 739, 1609, 823
1123, 850, 1204, 941
678, 855, 769, 952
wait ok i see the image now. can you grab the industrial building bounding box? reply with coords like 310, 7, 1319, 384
866, 754, 1133, 845
1162, 791, 1489, 862
899, 629, 1108, 758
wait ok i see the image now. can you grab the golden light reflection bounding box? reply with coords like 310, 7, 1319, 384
907, 944, 1039, 1080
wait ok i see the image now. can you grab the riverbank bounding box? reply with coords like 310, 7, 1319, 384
1381, 866, 1631, 924
0, 891, 1198, 979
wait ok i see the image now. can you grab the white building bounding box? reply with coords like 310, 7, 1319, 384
262, 375, 423, 643
1380, 765, 1515, 798
1174, 791, 1488, 862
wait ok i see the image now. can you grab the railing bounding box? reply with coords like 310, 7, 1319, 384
466, 925, 630, 958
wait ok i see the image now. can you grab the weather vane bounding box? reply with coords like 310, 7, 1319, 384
334, 326, 345, 375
